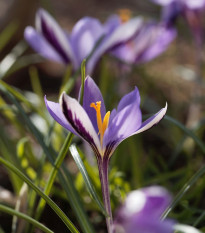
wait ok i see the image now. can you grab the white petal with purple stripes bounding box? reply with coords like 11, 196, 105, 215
60, 92, 101, 151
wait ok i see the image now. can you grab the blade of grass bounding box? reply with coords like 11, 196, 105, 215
0, 80, 33, 109
193, 211, 205, 227
69, 144, 108, 216
4, 54, 44, 78
0, 204, 53, 233
0, 41, 27, 79
164, 115, 205, 154
29, 67, 44, 101
162, 165, 205, 219
0, 157, 79, 233
35, 133, 74, 220
0, 22, 18, 52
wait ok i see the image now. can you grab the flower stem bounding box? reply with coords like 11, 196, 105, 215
97, 157, 113, 233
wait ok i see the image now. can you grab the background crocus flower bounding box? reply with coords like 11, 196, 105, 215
110, 21, 176, 64
45, 76, 167, 233
114, 186, 175, 233
151, 0, 205, 47
24, 8, 143, 74
24, 8, 104, 71
86, 15, 143, 73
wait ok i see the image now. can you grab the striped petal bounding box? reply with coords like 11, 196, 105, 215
24, 27, 64, 63
44, 96, 77, 134
60, 92, 101, 152
35, 9, 77, 67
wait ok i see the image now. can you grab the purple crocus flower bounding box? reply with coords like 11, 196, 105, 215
114, 186, 175, 233
109, 21, 177, 64
88, 14, 176, 66
24, 9, 143, 74
45, 76, 167, 233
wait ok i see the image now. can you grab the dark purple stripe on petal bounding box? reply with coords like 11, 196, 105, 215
104, 140, 119, 159
40, 14, 70, 63
62, 97, 94, 144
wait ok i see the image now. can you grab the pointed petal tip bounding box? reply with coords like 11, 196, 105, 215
85, 75, 91, 82
59, 91, 66, 105
163, 102, 168, 115
24, 26, 35, 39
37, 8, 48, 18
132, 102, 168, 135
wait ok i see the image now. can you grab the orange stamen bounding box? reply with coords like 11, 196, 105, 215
90, 101, 110, 146
117, 9, 132, 23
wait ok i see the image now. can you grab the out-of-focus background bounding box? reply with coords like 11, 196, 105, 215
1, 0, 202, 115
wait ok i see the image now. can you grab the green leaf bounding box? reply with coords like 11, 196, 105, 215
0, 41, 27, 79
163, 165, 205, 218
0, 22, 18, 52
69, 144, 108, 216
35, 133, 74, 221
29, 67, 44, 100
0, 204, 53, 233
0, 157, 79, 233
164, 115, 205, 154
4, 54, 44, 78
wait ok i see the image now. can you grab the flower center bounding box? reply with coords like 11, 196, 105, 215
118, 9, 132, 23
90, 101, 110, 146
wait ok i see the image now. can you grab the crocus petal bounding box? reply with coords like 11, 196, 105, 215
162, 2, 182, 24
150, 0, 175, 5
70, 17, 105, 66
174, 224, 202, 233
120, 186, 172, 218
36, 9, 77, 67
87, 17, 143, 73
60, 92, 101, 151
133, 103, 167, 135
103, 88, 142, 154
117, 86, 141, 112
83, 76, 106, 134
111, 23, 176, 64
100, 17, 143, 51
115, 186, 174, 233
135, 24, 177, 63
185, 0, 205, 9
137, 186, 172, 217
24, 27, 64, 63
124, 217, 175, 233
104, 15, 121, 34
44, 96, 77, 134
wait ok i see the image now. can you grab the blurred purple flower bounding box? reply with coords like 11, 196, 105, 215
45, 76, 167, 232
109, 21, 176, 64
24, 9, 143, 74
151, 0, 205, 46
114, 186, 175, 233
151, 0, 205, 9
